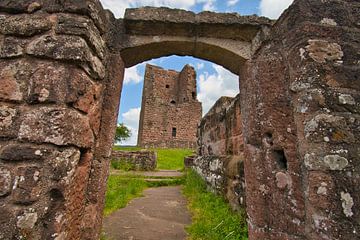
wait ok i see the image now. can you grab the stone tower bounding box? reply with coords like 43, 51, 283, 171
137, 64, 202, 148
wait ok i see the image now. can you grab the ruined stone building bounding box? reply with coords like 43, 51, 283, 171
0, 0, 359, 239
137, 64, 202, 148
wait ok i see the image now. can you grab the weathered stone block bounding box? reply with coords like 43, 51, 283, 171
0, 60, 28, 102
46, 147, 80, 183
0, 166, 12, 197
0, 143, 48, 162
0, 14, 52, 36
13, 166, 41, 204
0, 206, 17, 239
0, 104, 20, 138
0, 35, 26, 58
56, 14, 105, 59
26, 35, 105, 79
26, 60, 103, 110
0, 0, 108, 33
19, 107, 94, 148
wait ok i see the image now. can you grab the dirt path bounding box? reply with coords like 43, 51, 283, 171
102, 186, 191, 240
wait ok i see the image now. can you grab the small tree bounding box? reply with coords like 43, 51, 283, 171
114, 123, 131, 143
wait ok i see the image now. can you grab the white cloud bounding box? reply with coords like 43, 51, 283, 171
196, 62, 204, 70
227, 0, 239, 7
259, 0, 293, 19
197, 64, 239, 116
100, 0, 216, 18
121, 107, 141, 145
124, 65, 142, 85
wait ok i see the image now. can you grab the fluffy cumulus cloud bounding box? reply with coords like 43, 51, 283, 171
100, 0, 217, 18
197, 64, 239, 116
259, 0, 293, 19
121, 107, 141, 145
124, 65, 142, 85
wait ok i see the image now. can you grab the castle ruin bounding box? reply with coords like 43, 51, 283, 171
137, 64, 202, 149
0, 0, 359, 239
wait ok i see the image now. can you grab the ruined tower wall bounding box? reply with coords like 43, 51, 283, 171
137, 64, 202, 149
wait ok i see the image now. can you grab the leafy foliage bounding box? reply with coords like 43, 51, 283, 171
114, 123, 131, 143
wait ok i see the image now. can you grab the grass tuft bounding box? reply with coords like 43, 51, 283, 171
183, 170, 248, 240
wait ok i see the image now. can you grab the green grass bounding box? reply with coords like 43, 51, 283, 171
183, 170, 248, 240
111, 159, 133, 171
155, 148, 193, 170
104, 173, 185, 216
112, 146, 194, 170
104, 175, 147, 216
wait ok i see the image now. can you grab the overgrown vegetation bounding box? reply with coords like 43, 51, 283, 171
183, 169, 248, 240
110, 159, 133, 171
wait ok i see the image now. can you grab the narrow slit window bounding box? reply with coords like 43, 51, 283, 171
192, 92, 196, 100
172, 127, 177, 137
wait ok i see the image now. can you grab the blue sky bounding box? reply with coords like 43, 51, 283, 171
99, 0, 293, 145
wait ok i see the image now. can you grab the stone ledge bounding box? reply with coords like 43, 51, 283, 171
123, 7, 274, 41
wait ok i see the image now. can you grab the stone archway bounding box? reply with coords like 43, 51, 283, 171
0, 0, 358, 239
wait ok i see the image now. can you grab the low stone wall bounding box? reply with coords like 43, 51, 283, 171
191, 155, 245, 211
111, 150, 157, 171
141, 140, 197, 149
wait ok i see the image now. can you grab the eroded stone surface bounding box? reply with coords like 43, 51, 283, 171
19, 107, 94, 148
26, 35, 105, 79
0, 166, 12, 196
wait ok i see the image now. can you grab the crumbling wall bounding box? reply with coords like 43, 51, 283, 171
0, 1, 122, 239
240, 0, 360, 239
111, 150, 157, 171
198, 95, 243, 156
194, 94, 245, 210
138, 64, 202, 149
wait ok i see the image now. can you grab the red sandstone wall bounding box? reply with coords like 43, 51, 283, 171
0, 1, 122, 239
241, 0, 360, 239
138, 64, 202, 148
198, 95, 243, 156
